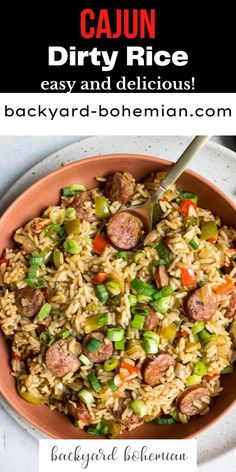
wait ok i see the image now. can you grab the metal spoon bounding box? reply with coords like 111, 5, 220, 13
119, 135, 210, 233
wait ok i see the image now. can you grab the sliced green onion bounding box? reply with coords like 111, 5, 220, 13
131, 314, 145, 330
143, 338, 158, 354
108, 378, 118, 392
153, 414, 175, 425
79, 354, 91, 366
98, 313, 108, 327
150, 258, 170, 268
197, 280, 205, 288
45, 224, 66, 242
134, 252, 144, 263
65, 207, 77, 220
186, 374, 202, 386
78, 388, 94, 405
111, 295, 120, 305
105, 281, 121, 296
193, 361, 208, 377
28, 265, 39, 279
192, 322, 205, 335
99, 423, 109, 435
63, 239, 81, 254
189, 240, 199, 251
88, 372, 103, 393
25, 278, 46, 289
49, 207, 65, 225
85, 337, 102, 353
221, 364, 234, 374
86, 424, 101, 436
62, 184, 86, 196
131, 278, 155, 297
131, 306, 150, 316
151, 296, 171, 314
38, 303, 52, 321
143, 331, 160, 344
186, 216, 199, 227
39, 331, 55, 347
53, 248, 64, 268
130, 399, 147, 417
107, 328, 124, 342
137, 294, 152, 304
29, 252, 44, 266
179, 192, 198, 203
128, 294, 137, 307
199, 328, 213, 344
114, 340, 125, 351
153, 285, 173, 300
104, 358, 119, 372
60, 329, 70, 339
95, 284, 109, 303
152, 242, 171, 266
116, 251, 128, 260
40, 247, 52, 264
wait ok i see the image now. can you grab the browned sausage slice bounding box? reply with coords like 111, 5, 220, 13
15, 287, 45, 318
82, 332, 113, 363
67, 400, 92, 426
45, 339, 80, 377
143, 305, 159, 330
142, 353, 176, 387
176, 385, 211, 416
107, 212, 142, 250
155, 265, 169, 289
104, 172, 135, 204
186, 288, 218, 321
224, 293, 236, 319
113, 392, 143, 426
71, 191, 96, 222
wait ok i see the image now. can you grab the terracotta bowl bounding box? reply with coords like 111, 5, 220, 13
0, 154, 235, 439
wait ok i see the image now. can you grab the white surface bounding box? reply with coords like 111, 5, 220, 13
0, 136, 236, 472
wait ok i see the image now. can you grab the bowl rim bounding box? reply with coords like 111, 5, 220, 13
0, 152, 235, 439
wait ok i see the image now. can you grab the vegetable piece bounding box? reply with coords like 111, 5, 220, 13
143, 338, 158, 354
197, 280, 205, 288
152, 203, 164, 225
106, 420, 121, 439
108, 378, 118, 392
95, 284, 109, 303
153, 285, 173, 300
131, 314, 145, 330
193, 361, 208, 377
181, 268, 196, 287
179, 192, 198, 203
107, 328, 124, 342
92, 233, 110, 254
153, 414, 175, 425
214, 276, 235, 295
137, 294, 152, 304
38, 303, 52, 321
92, 272, 108, 285
39, 331, 55, 347
131, 278, 155, 296
65, 207, 77, 220
95, 196, 110, 219
29, 252, 44, 266
49, 207, 65, 225
186, 374, 202, 386
88, 372, 103, 393
151, 297, 171, 314
40, 247, 52, 264
189, 240, 199, 251
114, 361, 140, 386
104, 358, 119, 372
134, 252, 144, 263
0, 257, 9, 265
204, 373, 219, 381
143, 331, 160, 344
179, 328, 189, 337
131, 306, 150, 316
128, 294, 137, 307
63, 239, 81, 254
62, 184, 86, 196
105, 281, 121, 296
17, 384, 43, 404
161, 323, 179, 342
79, 354, 91, 366
131, 399, 147, 417
86, 337, 102, 353
179, 200, 197, 217
186, 216, 199, 227
115, 340, 125, 350
78, 388, 94, 405
116, 251, 128, 260
64, 219, 80, 235
153, 242, 171, 266
45, 224, 66, 242
192, 322, 205, 335
53, 248, 64, 268
200, 221, 218, 241
25, 278, 46, 289
60, 329, 71, 339
198, 328, 213, 344
84, 313, 109, 334
207, 236, 218, 243
221, 364, 233, 374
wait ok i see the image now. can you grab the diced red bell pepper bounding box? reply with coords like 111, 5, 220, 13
181, 268, 196, 287
92, 234, 110, 254
179, 200, 197, 217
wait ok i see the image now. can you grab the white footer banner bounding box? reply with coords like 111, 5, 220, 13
39, 439, 197, 472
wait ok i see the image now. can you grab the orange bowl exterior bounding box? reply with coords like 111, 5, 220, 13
0, 154, 235, 439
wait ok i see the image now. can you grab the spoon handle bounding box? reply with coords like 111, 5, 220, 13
150, 135, 210, 202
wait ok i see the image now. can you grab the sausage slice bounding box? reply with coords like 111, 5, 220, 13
186, 288, 218, 321
143, 305, 159, 330
142, 353, 176, 387
176, 385, 211, 416
45, 339, 80, 377
15, 287, 45, 318
82, 332, 113, 363
104, 172, 135, 204
107, 212, 142, 250
224, 293, 236, 319
71, 191, 96, 222
155, 265, 169, 289
67, 400, 92, 426
113, 391, 143, 426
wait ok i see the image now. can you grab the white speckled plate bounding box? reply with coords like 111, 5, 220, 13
0, 136, 236, 469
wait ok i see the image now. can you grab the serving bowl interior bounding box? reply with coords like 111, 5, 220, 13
0, 153, 235, 440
